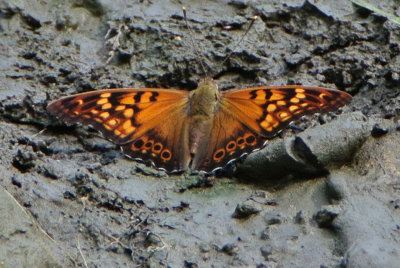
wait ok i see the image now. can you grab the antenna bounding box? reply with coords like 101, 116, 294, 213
182, 6, 208, 77
220, 15, 258, 66
181, 7, 258, 78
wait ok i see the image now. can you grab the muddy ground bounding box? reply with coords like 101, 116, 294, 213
1, 0, 400, 267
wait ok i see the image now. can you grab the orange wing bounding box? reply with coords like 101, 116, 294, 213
191, 108, 265, 172
192, 85, 352, 172
222, 85, 352, 137
48, 88, 191, 171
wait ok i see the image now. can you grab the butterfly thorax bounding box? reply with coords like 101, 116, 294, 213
188, 78, 220, 117
187, 78, 221, 158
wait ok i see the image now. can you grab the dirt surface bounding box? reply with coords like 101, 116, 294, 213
1, 0, 400, 267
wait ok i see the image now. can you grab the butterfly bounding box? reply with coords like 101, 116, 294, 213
47, 77, 352, 173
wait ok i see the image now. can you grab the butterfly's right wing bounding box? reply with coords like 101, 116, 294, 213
48, 88, 192, 171
222, 85, 352, 137
191, 85, 352, 172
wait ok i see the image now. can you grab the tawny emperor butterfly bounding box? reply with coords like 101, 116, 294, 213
47, 78, 351, 172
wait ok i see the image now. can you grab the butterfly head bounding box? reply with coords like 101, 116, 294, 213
196, 78, 219, 96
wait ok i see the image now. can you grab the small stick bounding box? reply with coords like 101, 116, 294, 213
77, 235, 89, 268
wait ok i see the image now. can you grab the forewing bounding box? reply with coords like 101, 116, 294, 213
222, 85, 352, 137
48, 88, 191, 171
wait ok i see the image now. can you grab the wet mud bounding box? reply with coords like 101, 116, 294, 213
1, 0, 399, 267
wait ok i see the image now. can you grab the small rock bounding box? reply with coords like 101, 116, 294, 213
11, 175, 22, 188
63, 191, 76, 200
41, 164, 61, 180
260, 245, 273, 260
260, 228, 270, 240
106, 245, 122, 254
263, 212, 281, 225
145, 233, 162, 247
221, 243, 239, 256
58, 67, 72, 76
55, 17, 67, 30
66, 73, 78, 82
41, 74, 57, 85
60, 39, 71, 46
228, 0, 249, 9
391, 71, 400, 81
313, 206, 340, 228
97, 193, 123, 212
116, 49, 132, 64
100, 152, 119, 165
389, 199, 400, 210
36, 140, 52, 154
199, 243, 212, 253
135, 165, 167, 177
172, 201, 190, 212
371, 123, 389, 137
21, 13, 41, 29
82, 137, 116, 152
184, 260, 198, 268
294, 211, 305, 224
232, 200, 261, 219
384, 113, 394, 119
12, 149, 36, 173
22, 51, 36, 59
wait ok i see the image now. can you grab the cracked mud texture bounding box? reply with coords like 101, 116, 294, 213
1, 0, 400, 267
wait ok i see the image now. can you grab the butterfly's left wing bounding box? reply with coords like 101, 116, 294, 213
48, 88, 192, 171
192, 85, 352, 172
